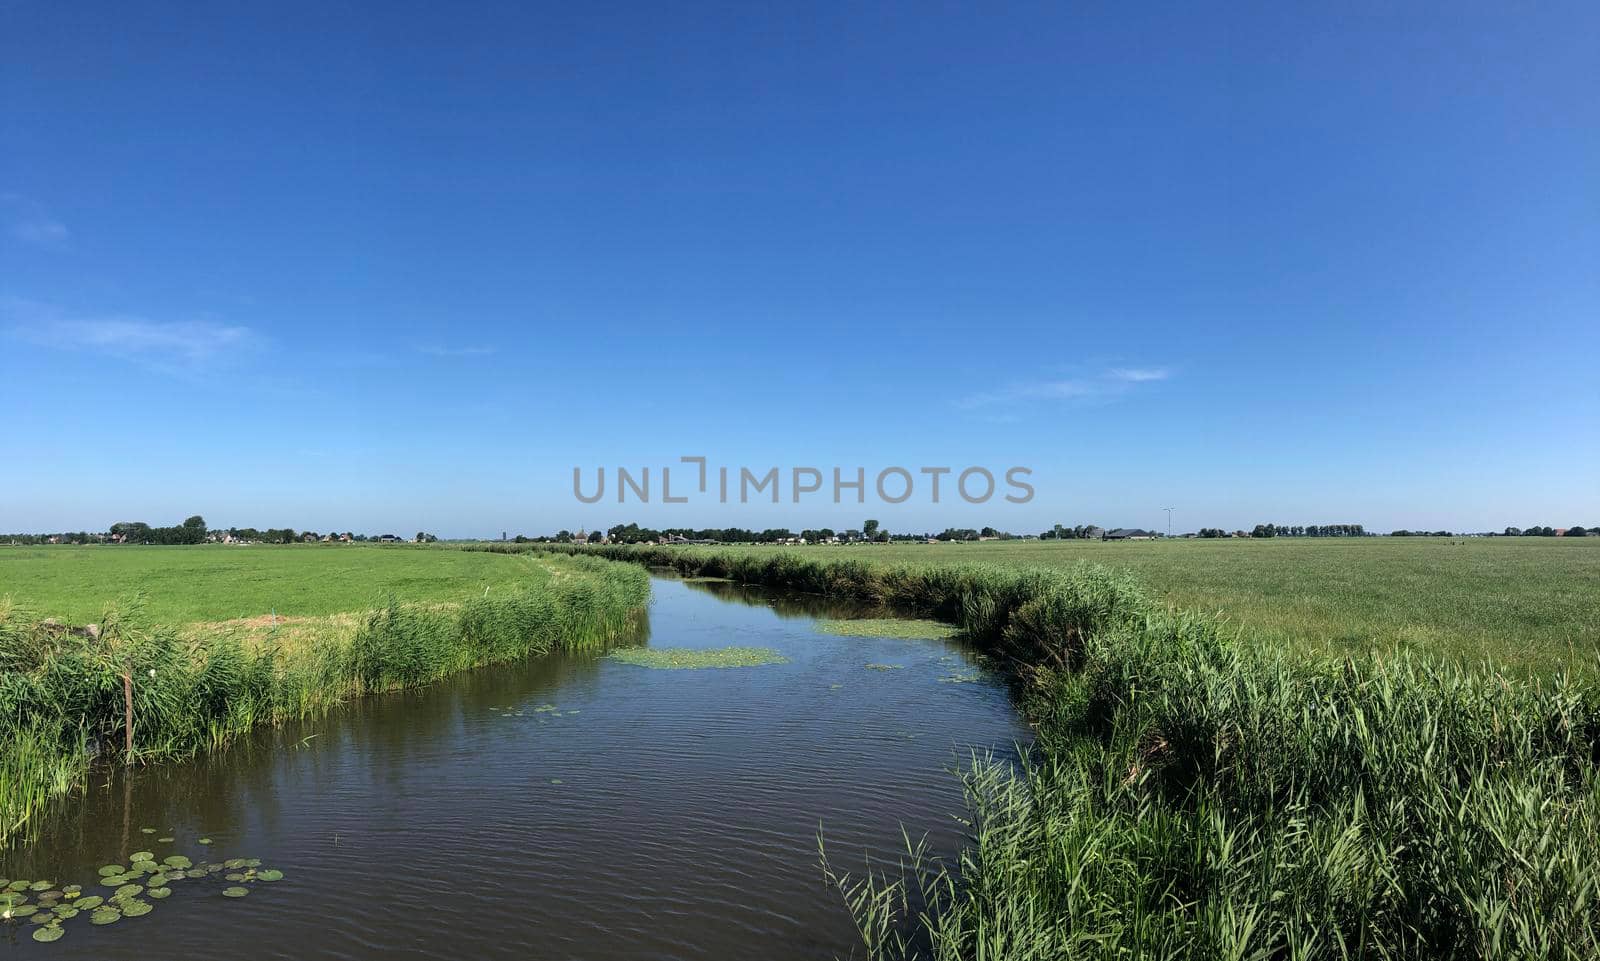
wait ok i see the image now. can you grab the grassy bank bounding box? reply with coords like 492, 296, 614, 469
504, 543, 1600, 958
652, 538, 1600, 673
0, 550, 648, 846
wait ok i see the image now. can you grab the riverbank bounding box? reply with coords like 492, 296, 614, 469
565, 537, 1600, 672
0, 551, 649, 846
493, 543, 1600, 958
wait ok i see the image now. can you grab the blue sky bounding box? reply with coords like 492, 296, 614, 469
3, 1, 1596, 536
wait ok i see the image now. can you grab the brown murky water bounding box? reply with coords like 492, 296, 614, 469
1, 575, 1029, 959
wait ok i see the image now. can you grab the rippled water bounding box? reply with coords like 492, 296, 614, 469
1, 575, 1029, 959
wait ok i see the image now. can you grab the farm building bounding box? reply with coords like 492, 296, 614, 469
1102, 528, 1157, 540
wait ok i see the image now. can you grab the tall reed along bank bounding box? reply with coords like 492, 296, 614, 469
0, 552, 649, 846
491, 543, 1600, 959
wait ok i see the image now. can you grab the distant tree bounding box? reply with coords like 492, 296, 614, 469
1568, 526, 1589, 537
863, 519, 880, 541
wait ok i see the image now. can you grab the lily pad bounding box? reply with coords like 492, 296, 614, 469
7, 880, 27, 891
28, 911, 54, 924
162, 855, 192, 869
121, 899, 153, 917
141, 827, 156, 834
73, 896, 103, 910
62, 885, 80, 896
89, 907, 121, 925
52, 905, 78, 919
197, 838, 213, 845
0, 893, 25, 908
157, 836, 175, 843
224, 873, 245, 882
243, 859, 261, 868
131, 860, 159, 874
32, 925, 64, 943
9, 904, 39, 917
28, 880, 53, 892
147, 887, 172, 900
37, 890, 62, 901
98, 865, 125, 877
114, 884, 143, 899
184, 869, 207, 879
257, 870, 283, 882
147, 872, 170, 886
224, 858, 246, 869
100, 877, 129, 888
130, 850, 155, 862
221, 886, 248, 898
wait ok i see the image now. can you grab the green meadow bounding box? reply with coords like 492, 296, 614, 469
696, 537, 1600, 673
0, 544, 550, 626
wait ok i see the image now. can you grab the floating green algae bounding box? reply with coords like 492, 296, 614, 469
816, 617, 960, 640
609, 646, 789, 669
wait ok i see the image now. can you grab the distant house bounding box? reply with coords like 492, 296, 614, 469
377, 534, 402, 543
1103, 528, 1156, 541
1084, 526, 1105, 539
573, 529, 589, 545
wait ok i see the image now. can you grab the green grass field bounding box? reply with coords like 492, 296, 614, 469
0, 545, 550, 626
672, 537, 1600, 673
0, 545, 649, 844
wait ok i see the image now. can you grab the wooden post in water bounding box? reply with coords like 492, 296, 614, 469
122, 672, 134, 756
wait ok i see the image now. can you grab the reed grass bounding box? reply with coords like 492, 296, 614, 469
0, 554, 648, 846
505, 542, 1600, 959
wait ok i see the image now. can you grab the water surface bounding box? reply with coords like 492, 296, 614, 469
2, 575, 1028, 959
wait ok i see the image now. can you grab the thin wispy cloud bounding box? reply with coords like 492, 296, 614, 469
957, 366, 1172, 412
2, 195, 70, 250
3, 298, 257, 368
418, 345, 496, 358
1109, 367, 1169, 383
11, 217, 70, 249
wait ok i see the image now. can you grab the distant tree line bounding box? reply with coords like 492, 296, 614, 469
508, 519, 1056, 545
1, 516, 434, 545
1040, 524, 1102, 539
1249, 524, 1368, 538
1500, 526, 1593, 537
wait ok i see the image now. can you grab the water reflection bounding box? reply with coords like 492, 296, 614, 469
3, 576, 1026, 961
